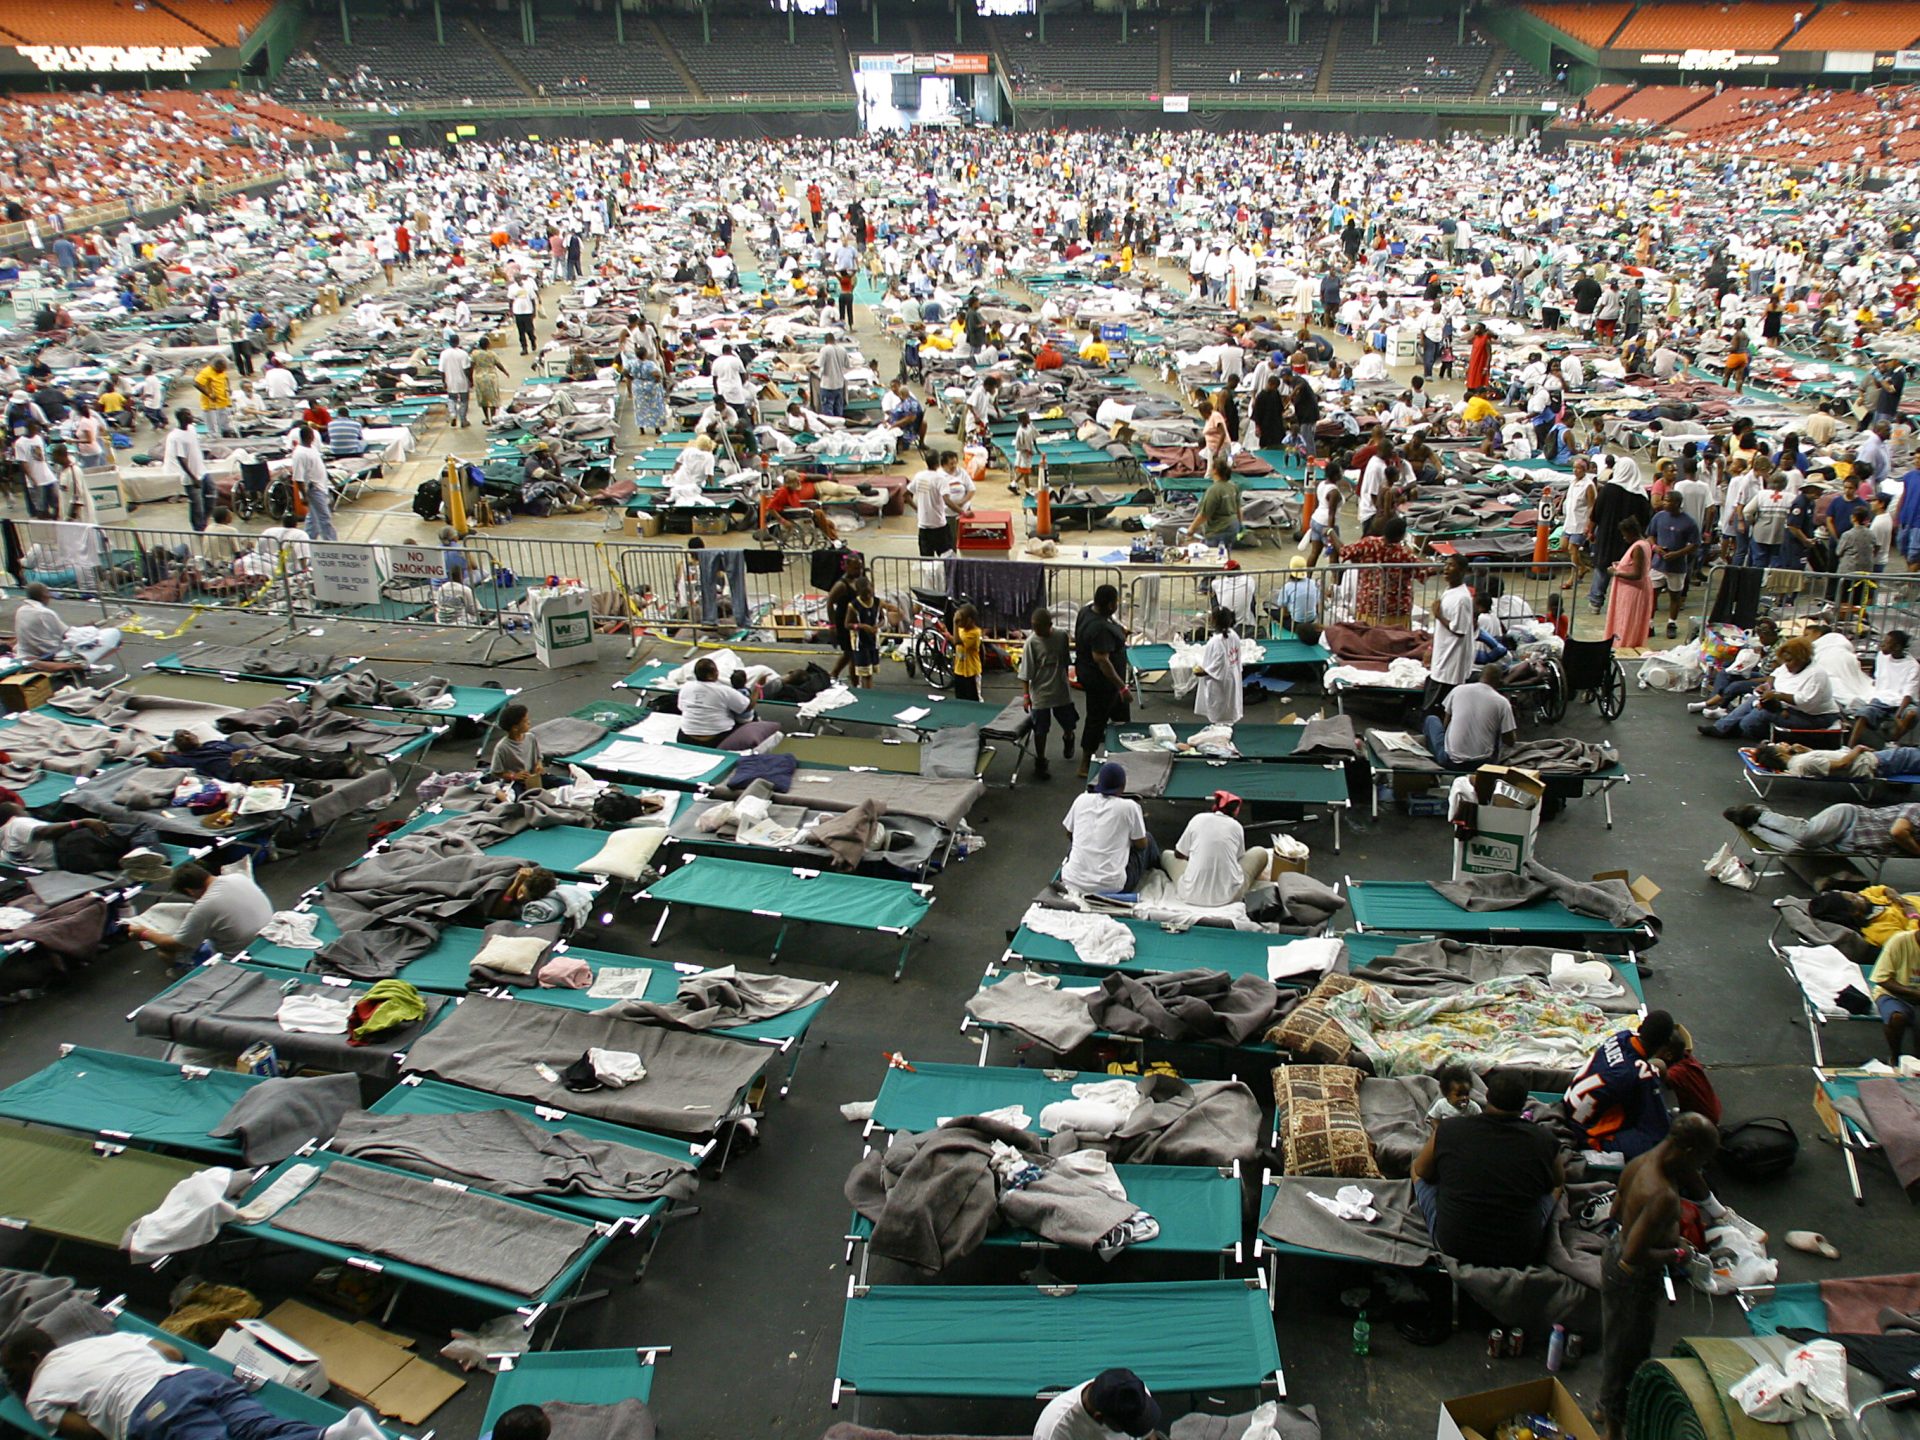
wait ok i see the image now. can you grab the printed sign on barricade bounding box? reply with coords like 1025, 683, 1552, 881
310, 544, 380, 606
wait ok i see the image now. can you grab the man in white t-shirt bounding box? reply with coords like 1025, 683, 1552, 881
1164, 792, 1270, 906
508, 278, 539, 354
4, 1326, 384, 1440
1060, 763, 1152, 895
1424, 665, 1518, 768
909, 451, 965, 556
1032, 1366, 1164, 1440
1425, 554, 1475, 711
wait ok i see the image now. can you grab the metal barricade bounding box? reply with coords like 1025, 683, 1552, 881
1691, 561, 1914, 639
865, 554, 1126, 642
611, 543, 819, 643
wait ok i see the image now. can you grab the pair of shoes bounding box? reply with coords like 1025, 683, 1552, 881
1033, 762, 1052, 782
1723, 804, 1763, 828
1698, 723, 1725, 737
1667, 621, 1679, 638
1686, 700, 1711, 713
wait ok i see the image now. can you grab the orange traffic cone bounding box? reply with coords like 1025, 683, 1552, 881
1035, 478, 1055, 541
1298, 488, 1317, 545
1532, 517, 1551, 579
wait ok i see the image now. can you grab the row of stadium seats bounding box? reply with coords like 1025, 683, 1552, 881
0, 0, 273, 49
267, 6, 1560, 106
1569, 81, 1920, 169
1525, 0, 1920, 52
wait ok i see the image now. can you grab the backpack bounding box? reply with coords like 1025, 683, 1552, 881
1717, 1117, 1798, 1181
412, 478, 443, 522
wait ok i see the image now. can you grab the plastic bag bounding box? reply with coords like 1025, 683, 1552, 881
1703, 843, 1757, 891
440, 1313, 531, 1373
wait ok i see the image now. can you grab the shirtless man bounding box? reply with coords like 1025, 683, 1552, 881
1601, 1113, 1719, 1440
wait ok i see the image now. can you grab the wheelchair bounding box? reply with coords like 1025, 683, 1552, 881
1562, 634, 1628, 722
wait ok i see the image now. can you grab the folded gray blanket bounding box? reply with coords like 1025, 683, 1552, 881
1063, 1073, 1261, 1167
1258, 1177, 1437, 1268
543, 1400, 656, 1440
919, 723, 981, 780
530, 715, 609, 759
1104, 749, 1175, 798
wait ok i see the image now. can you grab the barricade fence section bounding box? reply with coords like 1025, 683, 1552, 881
864, 555, 1127, 644
1694, 560, 1920, 641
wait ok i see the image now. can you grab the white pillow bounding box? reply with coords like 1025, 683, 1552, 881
582, 826, 668, 880
471, 933, 550, 978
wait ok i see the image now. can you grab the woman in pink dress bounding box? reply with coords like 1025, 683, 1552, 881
1604, 516, 1656, 647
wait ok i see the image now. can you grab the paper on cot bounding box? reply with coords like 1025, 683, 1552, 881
134, 900, 194, 948
621, 711, 688, 745
1267, 938, 1342, 982
893, 706, 931, 723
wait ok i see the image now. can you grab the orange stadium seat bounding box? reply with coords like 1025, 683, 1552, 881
1781, 3, 1920, 50
1604, 83, 1712, 125
1522, 3, 1636, 47
1611, 3, 1802, 51
0, 0, 274, 48
1577, 82, 1639, 116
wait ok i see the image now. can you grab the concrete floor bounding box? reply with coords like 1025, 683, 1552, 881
0, 258, 1905, 1440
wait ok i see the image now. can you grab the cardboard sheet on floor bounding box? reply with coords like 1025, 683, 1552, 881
263, 1301, 464, 1424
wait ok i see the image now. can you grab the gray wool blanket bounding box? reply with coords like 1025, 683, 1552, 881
264, 1160, 594, 1298
311, 672, 452, 710
1440, 1183, 1610, 1335
542, 1400, 656, 1440
1431, 859, 1655, 932
1087, 968, 1293, 1045
178, 645, 341, 679
845, 1117, 1134, 1272
918, 724, 981, 780
529, 715, 609, 759
1355, 940, 1642, 1015
599, 966, 830, 1032
964, 978, 1099, 1052
1858, 1079, 1920, 1194
1293, 714, 1359, 758
1102, 749, 1176, 798
0, 712, 134, 775
1372, 734, 1617, 775
1258, 1178, 1438, 1268
1170, 1406, 1320, 1440
133, 965, 445, 1079
0, 1268, 113, 1347
208, 1072, 363, 1164
1051, 1073, 1261, 1167
316, 831, 526, 980
331, 1107, 698, 1203
400, 998, 770, 1136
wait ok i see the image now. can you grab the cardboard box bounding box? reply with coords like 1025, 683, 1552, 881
1452, 772, 1543, 878
690, 513, 729, 536
0, 673, 53, 712
770, 609, 809, 640
211, 1319, 328, 1396
626, 511, 662, 538
1593, 869, 1662, 906
263, 1302, 463, 1425
1437, 1377, 1601, 1440
1270, 853, 1307, 879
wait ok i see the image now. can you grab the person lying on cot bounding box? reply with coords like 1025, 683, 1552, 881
0, 805, 112, 868
1, 1325, 386, 1440
143, 729, 368, 785
1747, 741, 1920, 780
485, 865, 558, 921
1721, 800, 1920, 856
1806, 884, 1920, 948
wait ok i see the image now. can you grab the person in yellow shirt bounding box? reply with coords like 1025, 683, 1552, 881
193, 358, 233, 439
1871, 929, 1920, 1060
1079, 330, 1111, 368
1461, 393, 1501, 433
1118, 245, 1133, 275
950, 603, 984, 702
1861, 885, 1920, 948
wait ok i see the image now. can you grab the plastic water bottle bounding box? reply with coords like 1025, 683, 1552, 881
1351, 1311, 1371, 1356
1546, 1323, 1567, 1373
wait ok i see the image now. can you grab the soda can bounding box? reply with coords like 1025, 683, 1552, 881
1488, 1329, 1505, 1358
1565, 1333, 1585, 1363
1508, 1327, 1526, 1357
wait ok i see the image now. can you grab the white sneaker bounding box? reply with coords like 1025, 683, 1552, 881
1687, 700, 1711, 712
1703, 707, 1727, 720
1714, 1208, 1768, 1247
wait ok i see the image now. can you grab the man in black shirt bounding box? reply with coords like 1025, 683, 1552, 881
1073, 584, 1132, 782
1411, 1069, 1565, 1267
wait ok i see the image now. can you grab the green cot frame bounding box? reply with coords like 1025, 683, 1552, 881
869, 1059, 1113, 1138
1360, 732, 1630, 829
1103, 723, 1352, 762
0, 1124, 204, 1249
149, 650, 363, 685
643, 854, 933, 982
481, 1347, 666, 1434
230, 1149, 623, 1341
843, 1163, 1244, 1284
1006, 915, 1289, 981
560, 734, 736, 789
1347, 879, 1654, 950
833, 1278, 1283, 1407
0, 1045, 260, 1159
1127, 639, 1329, 675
